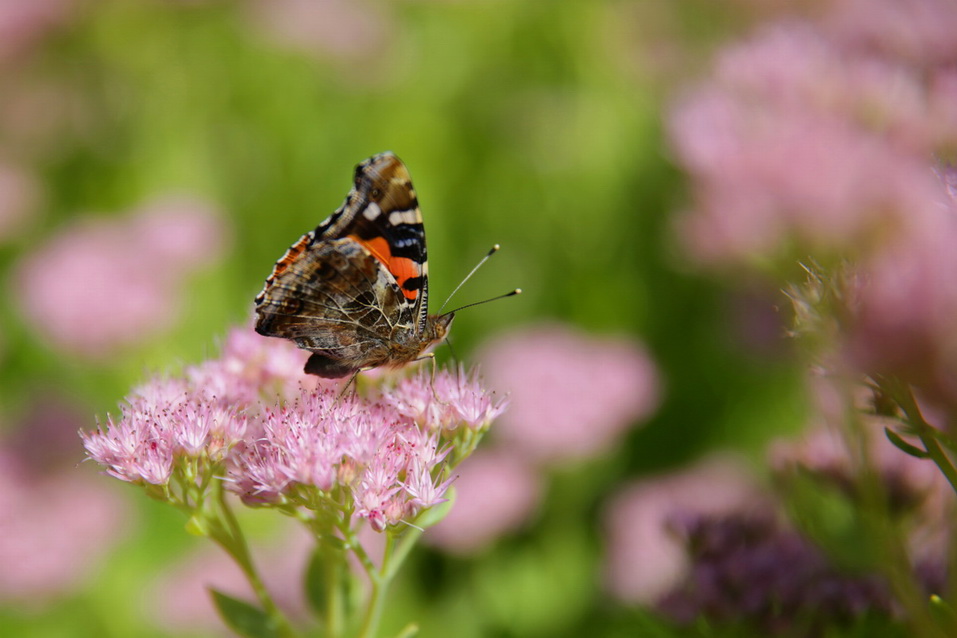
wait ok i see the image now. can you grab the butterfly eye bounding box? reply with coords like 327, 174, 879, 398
370, 187, 383, 200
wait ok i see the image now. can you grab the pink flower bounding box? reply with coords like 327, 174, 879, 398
426, 450, 541, 555
82, 374, 247, 486
244, 0, 390, 65
478, 324, 661, 464
0, 450, 131, 605
84, 324, 501, 532
383, 366, 508, 431
670, 22, 954, 266
0, 0, 75, 63
825, 0, 957, 66
602, 457, 765, 605
13, 195, 228, 358
844, 176, 957, 397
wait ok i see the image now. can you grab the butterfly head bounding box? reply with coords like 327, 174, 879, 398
428, 312, 455, 344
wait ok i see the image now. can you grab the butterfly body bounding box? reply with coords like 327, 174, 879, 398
254, 152, 453, 378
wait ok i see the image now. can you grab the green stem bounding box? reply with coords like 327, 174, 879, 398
211, 485, 297, 638
382, 527, 423, 583
356, 533, 394, 638
845, 382, 952, 638
883, 377, 957, 495
323, 544, 345, 638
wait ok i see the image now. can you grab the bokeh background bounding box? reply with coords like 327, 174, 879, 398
1, 0, 910, 636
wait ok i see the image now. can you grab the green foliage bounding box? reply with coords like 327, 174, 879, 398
210, 589, 278, 638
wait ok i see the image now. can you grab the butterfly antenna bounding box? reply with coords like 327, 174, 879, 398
444, 334, 460, 365
439, 244, 502, 314
441, 288, 522, 316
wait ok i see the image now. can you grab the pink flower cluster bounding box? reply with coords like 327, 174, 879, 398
426, 323, 661, 555
603, 457, 764, 605
82, 326, 506, 533
669, 1, 957, 401
0, 453, 129, 605
478, 323, 661, 464
14, 195, 228, 359
671, 21, 956, 265
0, 0, 75, 63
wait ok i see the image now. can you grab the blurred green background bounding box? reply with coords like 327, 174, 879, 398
0, 1, 806, 636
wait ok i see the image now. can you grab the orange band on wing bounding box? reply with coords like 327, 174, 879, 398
349, 235, 421, 301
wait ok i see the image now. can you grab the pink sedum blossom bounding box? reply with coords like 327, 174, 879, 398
83, 327, 502, 533
13, 195, 228, 359
0, 0, 75, 63
669, 22, 955, 266
478, 324, 660, 464
0, 449, 130, 605
602, 457, 766, 605
244, 0, 390, 65
426, 449, 541, 555
383, 365, 507, 432
825, 0, 957, 66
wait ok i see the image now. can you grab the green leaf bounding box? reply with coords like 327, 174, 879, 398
304, 544, 356, 625
884, 427, 930, 459
930, 594, 957, 630
209, 588, 278, 638
303, 547, 331, 618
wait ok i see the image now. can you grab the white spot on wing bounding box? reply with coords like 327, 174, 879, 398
363, 203, 382, 220
388, 209, 420, 226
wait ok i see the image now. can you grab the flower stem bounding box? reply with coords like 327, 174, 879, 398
322, 544, 346, 638
356, 533, 395, 638
846, 382, 954, 638
210, 484, 297, 638
882, 377, 957, 495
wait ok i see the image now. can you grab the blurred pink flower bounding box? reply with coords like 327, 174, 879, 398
478, 323, 661, 464
603, 457, 764, 605
669, 22, 952, 265
0, 160, 40, 241
150, 522, 313, 634
0, 0, 75, 62
425, 450, 541, 555
13, 195, 228, 358
825, 0, 957, 66
244, 0, 390, 65
0, 449, 130, 605
844, 175, 957, 396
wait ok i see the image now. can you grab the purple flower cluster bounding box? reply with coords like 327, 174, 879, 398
82, 326, 506, 533
606, 456, 940, 636
657, 513, 894, 635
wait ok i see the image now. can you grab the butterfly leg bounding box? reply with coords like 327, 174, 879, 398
411, 352, 448, 403
335, 370, 362, 401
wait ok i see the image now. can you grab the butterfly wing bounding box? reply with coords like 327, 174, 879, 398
254, 152, 431, 377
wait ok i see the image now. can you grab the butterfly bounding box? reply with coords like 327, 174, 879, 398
254, 152, 454, 379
